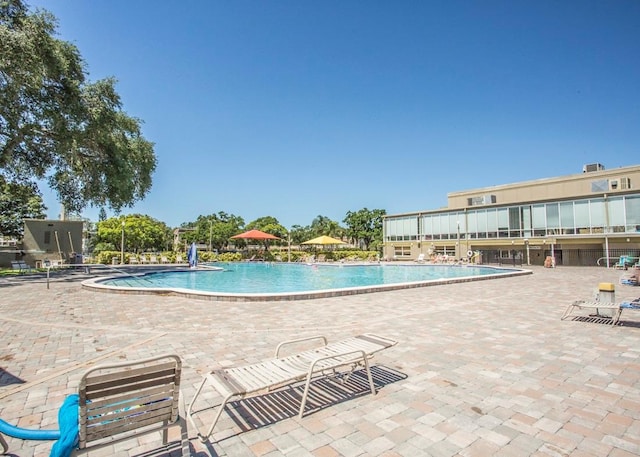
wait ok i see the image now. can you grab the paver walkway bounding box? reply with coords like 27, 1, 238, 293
0, 265, 639, 456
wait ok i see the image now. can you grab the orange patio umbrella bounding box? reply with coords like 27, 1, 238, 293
230, 229, 281, 241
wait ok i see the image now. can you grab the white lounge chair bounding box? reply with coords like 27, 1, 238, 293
561, 300, 623, 325
414, 253, 425, 263
187, 333, 397, 442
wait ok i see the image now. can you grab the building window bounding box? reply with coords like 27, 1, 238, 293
574, 200, 590, 234
559, 202, 575, 234
591, 179, 608, 192
508, 207, 521, 236
608, 197, 625, 233
625, 195, 640, 231
590, 198, 606, 232
44, 231, 51, 244
393, 246, 412, 257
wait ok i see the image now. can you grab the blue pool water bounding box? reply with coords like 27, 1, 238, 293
99, 262, 516, 295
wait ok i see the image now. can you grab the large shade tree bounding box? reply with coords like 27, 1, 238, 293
343, 208, 386, 251
0, 0, 156, 234
96, 214, 171, 254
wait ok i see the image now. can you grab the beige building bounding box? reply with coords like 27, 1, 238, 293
382, 163, 640, 267
21, 219, 84, 267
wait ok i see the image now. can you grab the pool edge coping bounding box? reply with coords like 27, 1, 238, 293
81, 266, 532, 302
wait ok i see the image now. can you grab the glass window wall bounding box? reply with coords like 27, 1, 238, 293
385, 193, 640, 242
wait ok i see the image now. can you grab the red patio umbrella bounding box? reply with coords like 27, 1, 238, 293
230, 229, 281, 241
231, 229, 281, 259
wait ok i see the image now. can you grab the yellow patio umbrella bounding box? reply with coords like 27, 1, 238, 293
301, 235, 346, 246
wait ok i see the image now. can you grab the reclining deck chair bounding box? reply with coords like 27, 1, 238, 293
0, 354, 189, 456
187, 333, 397, 442
561, 300, 623, 325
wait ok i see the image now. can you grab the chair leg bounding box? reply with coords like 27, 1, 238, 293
186, 377, 208, 435
203, 394, 234, 441
162, 420, 168, 445
362, 356, 376, 395
187, 376, 236, 442
177, 396, 190, 457
0, 432, 8, 454
298, 371, 315, 419
613, 307, 623, 326
560, 303, 576, 320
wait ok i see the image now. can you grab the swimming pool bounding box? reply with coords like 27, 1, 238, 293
83, 262, 529, 301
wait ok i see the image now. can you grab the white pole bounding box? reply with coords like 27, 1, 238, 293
120, 221, 125, 264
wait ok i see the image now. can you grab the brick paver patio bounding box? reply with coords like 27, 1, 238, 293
1, 265, 639, 456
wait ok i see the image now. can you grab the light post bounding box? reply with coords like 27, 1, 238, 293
287, 231, 291, 262
456, 220, 460, 259
209, 220, 213, 252
120, 221, 125, 264
524, 238, 530, 265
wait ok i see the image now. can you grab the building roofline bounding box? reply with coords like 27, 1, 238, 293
447, 163, 640, 198
384, 163, 640, 219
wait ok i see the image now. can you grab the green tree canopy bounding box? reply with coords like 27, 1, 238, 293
309, 215, 344, 239
180, 212, 244, 251
343, 208, 386, 251
96, 214, 171, 253
0, 178, 46, 237
289, 224, 311, 245
0, 0, 156, 215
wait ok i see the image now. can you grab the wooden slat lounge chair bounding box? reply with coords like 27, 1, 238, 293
77, 354, 188, 455
187, 333, 397, 442
0, 354, 189, 456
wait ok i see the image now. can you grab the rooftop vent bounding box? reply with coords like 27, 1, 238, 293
583, 163, 605, 173
467, 194, 496, 206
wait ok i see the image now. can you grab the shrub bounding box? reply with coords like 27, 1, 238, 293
95, 250, 124, 264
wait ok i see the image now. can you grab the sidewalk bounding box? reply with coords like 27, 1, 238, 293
1, 266, 639, 456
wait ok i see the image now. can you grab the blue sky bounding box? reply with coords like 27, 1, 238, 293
31, 1, 640, 229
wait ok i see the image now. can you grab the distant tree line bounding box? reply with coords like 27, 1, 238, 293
92, 208, 386, 255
